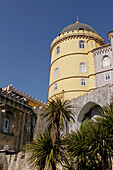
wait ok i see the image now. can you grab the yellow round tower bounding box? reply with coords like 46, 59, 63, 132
48, 21, 105, 100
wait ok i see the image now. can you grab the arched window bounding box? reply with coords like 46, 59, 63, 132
79, 62, 87, 73
102, 56, 110, 67
2, 111, 14, 133
54, 67, 59, 79
79, 40, 85, 49
81, 79, 87, 86
3, 118, 9, 133
78, 28, 84, 31
54, 83, 57, 91
55, 46, 60, 55
105, 73, 111, 81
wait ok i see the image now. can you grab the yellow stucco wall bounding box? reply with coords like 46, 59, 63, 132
48, 29, 105, 100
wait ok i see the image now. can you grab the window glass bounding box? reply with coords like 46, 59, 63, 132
79, 40, 85, 48
3, 118, 9, 133
79, 62, 87, 73
54, 67, 59, 78
103, 56, 110, 67
105, 74, 111, 80
81, 79, 87, 86
54, 83, 57, 91
55, 46, 60, 55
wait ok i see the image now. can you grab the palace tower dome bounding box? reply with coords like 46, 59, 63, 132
48, 21, 105, 100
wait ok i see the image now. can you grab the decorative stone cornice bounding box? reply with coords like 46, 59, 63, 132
50, 30, 105, 56
93, 44, 112, 56
50, 51, 93, 70
48, 74, 95, 91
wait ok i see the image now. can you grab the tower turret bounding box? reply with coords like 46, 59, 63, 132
107, 30, 113, 57
48, 21, 105, 100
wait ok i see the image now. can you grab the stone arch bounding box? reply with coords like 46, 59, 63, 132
70, 84, 113, 131
77, 102, 102, 128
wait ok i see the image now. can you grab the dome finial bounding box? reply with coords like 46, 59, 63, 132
76, 16, 80, 23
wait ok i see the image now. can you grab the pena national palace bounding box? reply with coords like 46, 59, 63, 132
0, 20, 113, 169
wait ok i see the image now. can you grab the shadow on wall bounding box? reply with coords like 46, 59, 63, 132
77, 102, 103, 128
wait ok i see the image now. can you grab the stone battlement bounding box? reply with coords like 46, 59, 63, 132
3, 84, 44, 107
50, 30, 105, 55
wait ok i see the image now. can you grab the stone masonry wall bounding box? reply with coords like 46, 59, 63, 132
70, 83, 113, 130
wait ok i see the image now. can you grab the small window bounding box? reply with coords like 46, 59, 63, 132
79, 40, 85, 49
105, 74, 111, 81
54, 83, 57, 91
81, 79, 87, 86
3, 118, 9, 133
103, 56, 110, 67
79, 62, 87, 73
54, 67, 59, 79
78, 28, 84, 31
55, 46, 60, 55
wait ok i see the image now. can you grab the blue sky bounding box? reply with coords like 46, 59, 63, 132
0, 0, 113, 102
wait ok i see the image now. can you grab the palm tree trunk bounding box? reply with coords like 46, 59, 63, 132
101, 151, 109, 170
52, 161, 56, 170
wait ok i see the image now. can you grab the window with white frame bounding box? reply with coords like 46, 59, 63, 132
54, 67, 59, 79
105, 73, 111, 81
81, 79, 87, 86
79, 62, 87, 73
55, 46, 60, 55
79, 40, 85, 49
102, 56, 110, 67
3, 118, 9, 133
54, 83, 57, 91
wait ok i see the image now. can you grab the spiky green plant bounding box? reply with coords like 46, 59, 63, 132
26, 128, 52, 169
26, 127, 69, 170
41, 97, 75, 146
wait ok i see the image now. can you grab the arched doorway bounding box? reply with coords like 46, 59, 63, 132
77, 102, 102, 129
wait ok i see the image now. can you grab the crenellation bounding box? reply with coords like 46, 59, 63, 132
0, 85, 44, 153
50, 30, 105, 55
2, 90, 7, 96
16, 96, 20, 102
19, 91, 22, 95
4, 85, 43, 105
15, 89, 19, 93
22, 92, 25, 97
12, 94, 16, 100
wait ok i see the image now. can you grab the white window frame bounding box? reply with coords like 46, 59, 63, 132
54, 67, 59, 79
80, 79, 87, 86
54, 83, 57, 91
55, 46, 60, 55
79, 62, 87, 73
79, 40, 86, 49
3, 118, 9, 133
105, 73, 111, 81
102, 56, 110, 67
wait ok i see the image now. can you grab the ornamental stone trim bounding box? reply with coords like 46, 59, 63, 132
93, 45, 112, 57
50, 31, 105, 55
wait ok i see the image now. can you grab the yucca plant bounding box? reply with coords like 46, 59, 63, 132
26, 128, 52, 169
41, 97, 75, 147
26, 129, 69, 169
